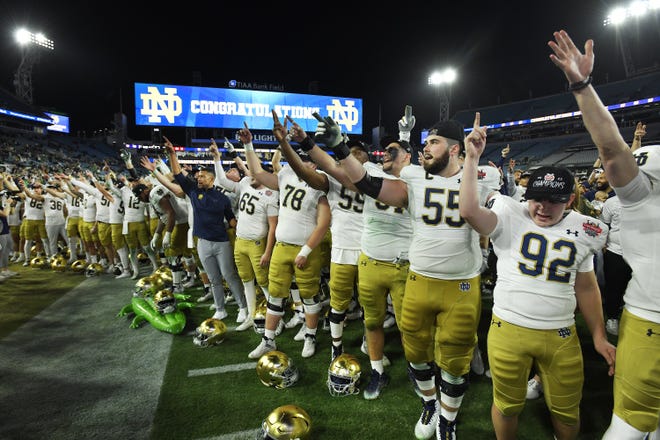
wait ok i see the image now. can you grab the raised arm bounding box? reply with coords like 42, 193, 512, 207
459, 112, 498, 235
548, 30, 638, 187
140, 156, 185, 198
272, 112, 328, 192
630, 121, 646, 153
210, 139, 240, 193
164, 136, 182, 176
240, 122, 279, 190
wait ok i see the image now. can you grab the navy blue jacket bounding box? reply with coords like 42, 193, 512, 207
174, 173, 235, 242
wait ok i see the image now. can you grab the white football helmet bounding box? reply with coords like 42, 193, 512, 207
256, 350, 299, 389
327, 353, 361, 396
258, 404, 311, 440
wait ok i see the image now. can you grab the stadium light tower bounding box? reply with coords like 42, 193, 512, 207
13, 28, 54, 104
428, 68, 457, 122
603, 0, 660, 77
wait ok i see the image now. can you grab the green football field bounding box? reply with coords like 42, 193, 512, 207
0, 262, 616, 439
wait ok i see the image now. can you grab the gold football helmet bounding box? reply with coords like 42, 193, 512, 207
29, 256, 48, 269
50, 255, 67, 272
258, 404, 311, 440
153, 265, 173, 283
136, 252, 149, 264
327, 353, 361, 396
134, 276, 154, 297
85, 262, 104, 277
70, 259, 88, 273
193, 318, 227, 347
256, 350, 299, 389
253, 297, 268, 335
153, 289, 176, 314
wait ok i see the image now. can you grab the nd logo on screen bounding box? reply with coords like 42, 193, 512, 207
140, 86, 183, 124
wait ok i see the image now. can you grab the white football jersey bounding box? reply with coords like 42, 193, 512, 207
325, 173, 364, 264
7, 198, 22, 226
614, 145, 660, 323
81, 193, 97, 222
65, 193, 82, 218
235, 178, 279, 241
275, 166, 326, 246
361, 162, 412, 262
599, 195, 622, 256
43, 193, 66, 225
400, 164, 491, 279
489, 195, 608, 329
149, 184, 188, 225
23, 195, 45, 220
120, 186, 145, 223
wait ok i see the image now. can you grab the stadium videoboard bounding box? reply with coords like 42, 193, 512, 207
134, 82, 363, 135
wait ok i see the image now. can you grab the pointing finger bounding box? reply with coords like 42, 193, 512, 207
405, 105, 412, 120
271, 109, 281, 125
312, 112, 324, 122
473, 112, 481, 129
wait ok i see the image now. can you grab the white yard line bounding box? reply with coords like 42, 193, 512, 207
188, 362, 257, 377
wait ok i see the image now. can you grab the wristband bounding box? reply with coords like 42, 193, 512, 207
568, 76, 592, 92
331, 142, 351, 161
298, 136, 315, 152
243, 142, 254, 152
297, 244, 312, 258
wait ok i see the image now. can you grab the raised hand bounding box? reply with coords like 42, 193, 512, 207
238, 122, 253, 145
312, 112, 343, 148
163, 136, 175, 154
548, 30, 594, 85
271, 110, 288, 143
286, 116, 307, 143
464, 112, 487, 159
634, 121, 647, 139
223, 137, 237, 158
140, 156, 156, 172
209, 138, 220, 160
398, 105, 416, 141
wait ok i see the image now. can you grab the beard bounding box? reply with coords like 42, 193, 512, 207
423, 150, 450, 175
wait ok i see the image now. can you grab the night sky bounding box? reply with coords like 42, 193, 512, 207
1, 0, 658, 143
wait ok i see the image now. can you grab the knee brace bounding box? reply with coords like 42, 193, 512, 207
267, 297, 286, 316
301, 296, 322, 314
167, 255, 183, 270
328, 309, 346, 325
409, 362, 436, 381
439, 371, 469, 398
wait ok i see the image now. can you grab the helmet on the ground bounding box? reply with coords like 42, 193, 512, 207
253, 297, 268, 335
50, 255, 67, 272
256, 350, 299, 389
30, 256, 48, 269
85, 262, 104, 277
327, 353, 361, 396
153, 265, 172, 282
70, 259, 88, 273
153, 289, 176, 314
137, 252, 149, 264
257, 404, 311, 440
193, 318, 227, 347
134, 276, 154, 297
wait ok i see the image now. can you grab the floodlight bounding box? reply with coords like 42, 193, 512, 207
14, 28, 54, 50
